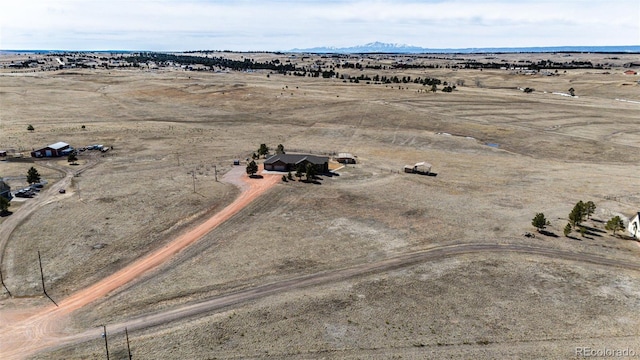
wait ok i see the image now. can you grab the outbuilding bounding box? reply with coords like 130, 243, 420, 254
335, 153, 356, 164
629, 212, 640, 238
31, 142, 72, 158
404, 161, 432, 174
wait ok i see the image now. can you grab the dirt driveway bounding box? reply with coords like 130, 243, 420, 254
0, 165, 279, 360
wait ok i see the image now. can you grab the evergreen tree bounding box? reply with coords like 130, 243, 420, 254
305, 163, 317, 182
67, 153, 78, 164
0, 196, 10, 215
27, 166, 41, 184
585, 201, 596, 219
257, 144, 270, 158
246, 160, 258, 176
532, 213, 549, 232
295, 164, 304, 181
605, 216, 624, 236
569, 201, 586, 227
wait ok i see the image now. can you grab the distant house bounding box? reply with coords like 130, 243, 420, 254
264, 154, 329, 173
404, 161, 432, 174
31, 142, 72, 158
629, 213, 640, 238
624, 70, 637, 75
0, 180, 11, 201
335, 153, 356, 164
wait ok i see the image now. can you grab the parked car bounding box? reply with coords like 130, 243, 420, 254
59, 189, 66, 194
15, 190, 32, 198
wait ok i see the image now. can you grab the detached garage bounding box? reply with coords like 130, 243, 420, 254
31, 142, 71, 158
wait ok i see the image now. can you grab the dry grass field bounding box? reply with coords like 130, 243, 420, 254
1, 51, 640, 359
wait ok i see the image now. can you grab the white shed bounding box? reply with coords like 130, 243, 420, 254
629, 213, 640, 238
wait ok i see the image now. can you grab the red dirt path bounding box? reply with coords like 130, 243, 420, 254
0, 166, 279, 359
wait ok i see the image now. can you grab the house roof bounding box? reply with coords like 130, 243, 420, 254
264, 154, 328, 165
49, 142, 70, 150
337, 153, 354, 158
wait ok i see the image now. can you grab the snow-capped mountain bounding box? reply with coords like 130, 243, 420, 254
289, 41, 426, 54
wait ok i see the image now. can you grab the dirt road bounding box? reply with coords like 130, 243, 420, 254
2, 164, 639, 359
0, 165, 280, 359
0, 158, 97, 270
9, 242, 640, 358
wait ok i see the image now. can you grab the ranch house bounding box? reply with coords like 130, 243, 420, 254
31, 142, 73, 158
264, 154, 329, 173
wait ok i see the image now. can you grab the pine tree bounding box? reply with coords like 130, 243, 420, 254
585, 201, 596, 219
569, 201, 586, 227
605, 216, 624, 236
532, 213, 549, 232
27, 166, 41, 184
246, 160, 258, 176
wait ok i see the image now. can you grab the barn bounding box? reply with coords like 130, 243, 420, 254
264, 154, 329, 173
31, 142, 72, 158
629, 213, 640, 238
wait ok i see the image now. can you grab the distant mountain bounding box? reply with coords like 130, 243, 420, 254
289, 42, 640, 54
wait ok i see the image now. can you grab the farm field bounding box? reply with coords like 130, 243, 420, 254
1, 51, 640, 359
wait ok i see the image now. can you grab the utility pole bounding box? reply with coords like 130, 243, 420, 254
192, 169, 196, 193
38, 250, 45, 292
125, 327, 132, 360
213, 165, 217, 182
102, 325, 110, 360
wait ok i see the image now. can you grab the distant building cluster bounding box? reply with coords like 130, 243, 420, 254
31, 142, 73, 158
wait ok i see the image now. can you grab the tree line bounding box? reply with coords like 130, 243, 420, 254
532, 200, 627, 237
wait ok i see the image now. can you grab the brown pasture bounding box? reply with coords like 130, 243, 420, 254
1, 51, 640, 359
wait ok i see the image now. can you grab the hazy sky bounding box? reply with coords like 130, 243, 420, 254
1, 0, 639, 51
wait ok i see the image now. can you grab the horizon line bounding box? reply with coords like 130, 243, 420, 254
2, 44, 640, 54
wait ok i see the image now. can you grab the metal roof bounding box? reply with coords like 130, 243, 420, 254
48, 142, 70, 150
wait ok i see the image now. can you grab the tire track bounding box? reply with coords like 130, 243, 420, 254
35, 242, 640, 356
